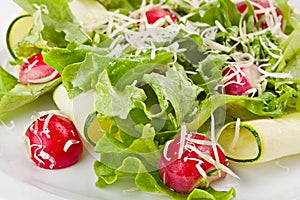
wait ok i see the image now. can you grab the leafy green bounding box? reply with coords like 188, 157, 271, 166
0, 67, 18, 100
144, 65, 201, 125
100, 0, 159, 11
95, 70, 146, 119
0, 78, 61, 117
13, 0, 90, 58
63, 53, 115, 97
174, 0, 241, 28
100, 0, 143, 11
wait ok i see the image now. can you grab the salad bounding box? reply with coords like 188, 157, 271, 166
1, 0, 300, 199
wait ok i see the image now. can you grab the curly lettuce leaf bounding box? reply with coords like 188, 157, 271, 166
144, 65, 201, 126
95, 70, 147, 119
13, 0, 90, 58
43, 43, 110, 73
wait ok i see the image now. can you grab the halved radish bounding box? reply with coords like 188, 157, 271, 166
221, 64, 261, 96
19, 53, 60, 84
236, 0, 283, 29
158, 131, 231, 194
25, 113, 83, 169
145, 7, 177, 27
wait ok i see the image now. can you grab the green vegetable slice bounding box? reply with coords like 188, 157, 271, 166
6, 14, 34, 59
218, 112, 300, 164
217, 120, 262, 163
83, 112, 101, 146
84, 111, 118, 146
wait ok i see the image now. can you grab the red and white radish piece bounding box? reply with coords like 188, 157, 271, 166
19, 53, 60, 84
236, 0, 283, 29
145, 7, 177, 27
221, 64, 261, 96
25, 113, 83, 169
158, 130, 234, 194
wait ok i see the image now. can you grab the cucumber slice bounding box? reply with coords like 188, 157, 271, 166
218, 112, 300, 164
6, 14, 34, 59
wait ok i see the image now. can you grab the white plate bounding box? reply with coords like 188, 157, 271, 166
1, 0, 300, 200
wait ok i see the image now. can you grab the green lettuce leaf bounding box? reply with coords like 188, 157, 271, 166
95, 70, 146, 119
13, 0, 90, 58
100, 0, 143, 11
0, 67, 18, 100
181, 0, 241, 28
144, 65, 201, 125
63, 53, 115, 97
0, 78, 61, 117
43, 43, 110, 73
100, 0, 159, 11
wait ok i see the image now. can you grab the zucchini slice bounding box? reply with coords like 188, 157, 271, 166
84, 112, 120, 146
84, 112, 103, 146
6, 14, 34, 59
217, 112, 300, 164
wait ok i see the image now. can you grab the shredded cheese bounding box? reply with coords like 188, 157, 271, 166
230, 118, 241, 151
185, 143, 239, 179
63, 139, 80, 152
178, 124, 187, 159
41, 113, 53, 138
210, 113, 221, 175
0, 120, 15, 130
28, 70, 59, 84
163, 139, 174, 161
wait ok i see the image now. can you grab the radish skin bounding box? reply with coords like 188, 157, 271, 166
25, 113, 83, 169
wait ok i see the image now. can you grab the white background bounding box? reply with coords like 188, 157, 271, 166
1, 0, 300, 200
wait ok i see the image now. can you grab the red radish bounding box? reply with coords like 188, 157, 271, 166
158, 132, 229, 194
25, 113, 83, 169
221, 64, 261, 96
19, 53, 60, 84
145, 7, 177, 27
236, 0, 283, 29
